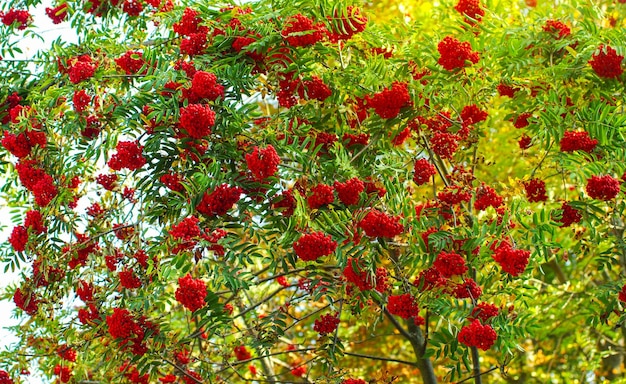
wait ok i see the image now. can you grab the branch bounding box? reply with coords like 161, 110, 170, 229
470, 346, 482, 384
530, 141, 553, 178
234, 286, 287, 319
384, 308, 414, 341
162, 357, 204, 384
215, 348, 317, 373
456, 366, 499, 384
343, 351, 418, 367
327, 299, 344, 374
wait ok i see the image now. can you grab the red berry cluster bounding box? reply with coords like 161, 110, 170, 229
245, 145, 280, 181
413, 267, 448, 291
358, 209, 404, 238
273, 189, 296, 217
0, 9, 31, 29
276, 276, 289, 287
277, 74, 332, 107
293, 231, 337, 261
589, 45, 624, 79
391, 127, 411, 146
0, 370, 13, 384
343, 257, 374, 291
437, 36, 480, 71
433, 251, 468, 278
469, 302, 499, 323
276, 74, 299, 108
81, 115, 102, 139
190, 71, 224, 101
160, 172, 184, 191
291, 365, 306, 377
343, 132, 370, 147
430, 132, 460, 159
518, 134, 532, 149
119, 269, 142, 289
300, 76, 332, 101
175, 274, 207, 312
497, 83, 519, 97
438, 185, 472, 205
196, 184, 242, 216
314, 132, 338, 154
387, 293, 419, 319
458, 319, 497, 350
313, 312, 340, 335
76, 280, 94, 303
13, 287, 39, 315
180, 33, 207, 56
558, 201, 582, 227
523, 178, 547, 202
2, 129, 46, 158
45, 4, 68, 24
57, 345, 77, 362
454, 0, 484, 21
366, 82, 411, 119
54, 365, 72, 383
363, 179, 386, 197
413, 159, 437, 185
78, 304, 99, 325
66, 233, 99, 270
232, 35, 263, 61
169, 216, 203, 253
120, 363, 150, 384
65, 55, 97, 84
342, 379, 367, 384
307, 184, 334, 209
513, 112, 532, 128
97, 173, 118, 191
559, 130, 598, 152
173, 7, 206, 36
15, 160, 58, 206
1, 92, 22, 124
25, 210, 46, 234
282, 14, 326, 47
9, 209, 47, 251
169, 216, 201, 241
178, 103, 216, 139
334, 178, 364, 205
115, 51, 146, 75
172, 8, 208, 55
375, 267, 390, 292
543, 20, 571, 39
108, 141, 146, 171
460, 104, 488, 127
234, 345, 252, 361
72, 90, 91, 113
492, 240, 530, 276
474, 183, 503, 211
106, 308, 155, 355
174, 349, 190, 365
586, 175, 620, 201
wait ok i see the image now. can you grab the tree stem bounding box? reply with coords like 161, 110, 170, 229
471, 346, 482, 384
384, 308, 436, 383
406, 320, 437, 384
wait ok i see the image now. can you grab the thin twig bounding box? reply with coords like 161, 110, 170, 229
456, 366, 499, 384
343, 351, 418, 366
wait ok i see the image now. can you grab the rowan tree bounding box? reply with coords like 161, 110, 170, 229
1, 0, 626, 383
